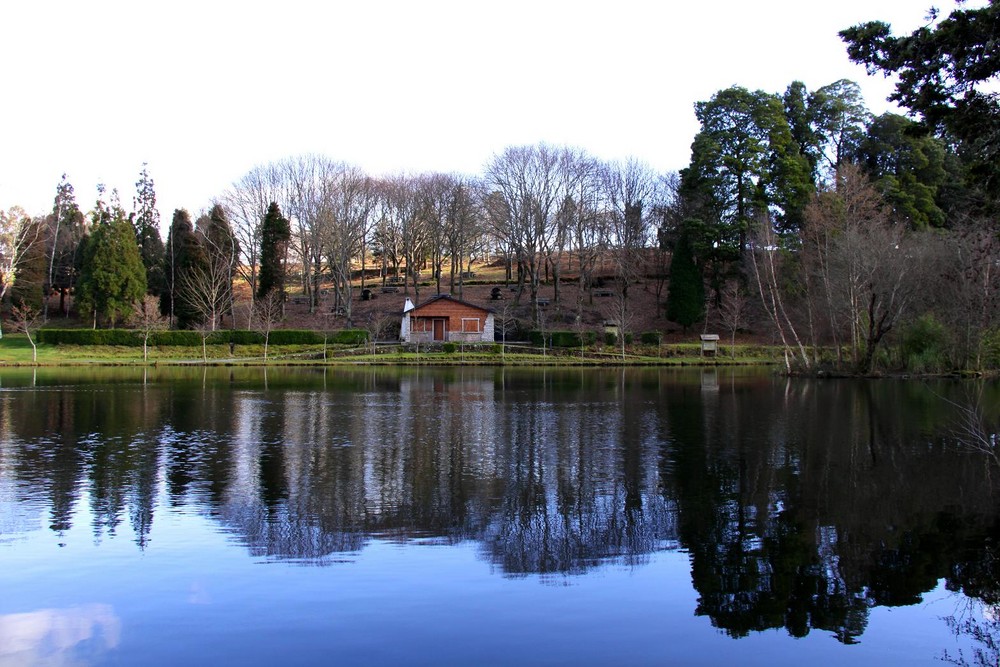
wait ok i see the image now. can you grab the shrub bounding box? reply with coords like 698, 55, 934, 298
982, 328, 1000, 369
528, 330, 594, 347
151, 330, 203, 346
268, 330, 324, 345
640, 331, 663, 345
328, 329, 368, 345
39, 329, 143, 346
491, 344, 503, 355
901, 314, 950, 373
442, 342, 458, 354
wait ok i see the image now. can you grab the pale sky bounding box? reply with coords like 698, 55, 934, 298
0, 0, 960, 226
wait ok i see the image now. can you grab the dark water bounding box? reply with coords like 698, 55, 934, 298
1, 366, 999, 666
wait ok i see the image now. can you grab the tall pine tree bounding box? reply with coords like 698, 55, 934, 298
161, 209, 207, 329
665, 230, 705, 330
133, 164, 166, 296
76, 188, 147, 328
257, 202, 290, 301
45, 175, 87, 318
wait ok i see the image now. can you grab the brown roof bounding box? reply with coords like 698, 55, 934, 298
410, 293, 494, 314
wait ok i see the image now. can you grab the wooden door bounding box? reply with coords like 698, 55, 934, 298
433, 319, 445, 341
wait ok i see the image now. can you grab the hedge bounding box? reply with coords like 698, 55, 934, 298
528, 330, 597, 348
639, 331, 663, 345
37, 328, 369, 347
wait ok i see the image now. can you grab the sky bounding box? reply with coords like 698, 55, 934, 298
0, 0, 963, 227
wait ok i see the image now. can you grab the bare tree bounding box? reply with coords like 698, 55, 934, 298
804, 166, 926, 373
10, 303, 41, 362
380, 175, 429, 301
749, 214, 811, 372
445, 178, 485, 297
129, 294, 168, 362
323, 167, 376, 322
363, 310, 392, 362
219, 162, 290, 312
602, 288, 635, 361
177, 251, 231, 333
495, 301, 517, 362
485, 144, 590, 324
0, 207, 43, 337
717, 281, 749, 358
602, 158, 661, 309
250, 290, 283, 361
939, 222, 1000, 370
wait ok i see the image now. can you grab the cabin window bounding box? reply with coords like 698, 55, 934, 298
461, 318, 481, 333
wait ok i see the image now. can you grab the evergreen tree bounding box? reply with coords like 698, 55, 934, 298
856, 113, 948, 229
76, 189, 147, 327
841, 2, 1000, 196
161, 209, 207, 329
45, 175, 87, 318
680, 86, 813, 256
665, 230, 705, 330
133, 164, 166, 296
257, 202, 290, 301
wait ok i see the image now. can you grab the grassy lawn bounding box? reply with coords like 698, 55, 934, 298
0, 334, 780, 367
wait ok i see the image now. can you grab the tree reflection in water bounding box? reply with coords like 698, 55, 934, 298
1, 367, 999, 643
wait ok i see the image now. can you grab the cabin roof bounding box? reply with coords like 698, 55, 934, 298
409, 294, 494, 315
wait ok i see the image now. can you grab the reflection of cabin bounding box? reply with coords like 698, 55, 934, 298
400, 295, 495, 343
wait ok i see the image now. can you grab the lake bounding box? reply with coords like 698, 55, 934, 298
1, 366, 998, 666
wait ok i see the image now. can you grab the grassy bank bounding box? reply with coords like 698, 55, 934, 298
0, 334, 781, 367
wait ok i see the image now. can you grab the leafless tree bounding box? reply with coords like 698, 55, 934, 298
495, 301, 517, 362
444, 177, 485, 297
177, 247, 233, 333
601, 288, 635, 361
717, 281, 749, 358
323, 167, 376, 322
380, 175, 429, 301
219, 162, 289, 310
363, 309, 393, 362
284, 154, 334, 312
485, 144, 590, 324
601, 158, 661, 309
129, 294, 168, 362
250, 290, 283, 361
0, 207, 43, 338
803, 165, 926, 373
749, 214, 811, 372
10, 303, 41, 362
938, 222, 1000, 369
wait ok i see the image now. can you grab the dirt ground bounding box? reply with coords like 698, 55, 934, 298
273, 273, 707, 343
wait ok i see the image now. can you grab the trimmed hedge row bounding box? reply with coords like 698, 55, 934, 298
528, 331, 598, 348
37, 329, 369, 347
528, 330, 662, 348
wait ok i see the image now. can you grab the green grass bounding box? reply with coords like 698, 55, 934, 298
0, 334, 781, 367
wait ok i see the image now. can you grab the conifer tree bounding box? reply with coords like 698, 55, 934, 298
257, 202, 290, 301
133, 165, 166, 296
45, 175, 87, 318
161, 209, 207, 328
76, 189, 147, 327
665, 230, 705, 330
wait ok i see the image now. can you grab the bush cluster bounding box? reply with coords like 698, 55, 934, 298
528, 331, 597, 347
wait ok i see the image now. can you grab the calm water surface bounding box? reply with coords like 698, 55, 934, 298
1, 366, 998, 666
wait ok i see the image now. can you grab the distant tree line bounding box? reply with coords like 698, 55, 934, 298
0, 2, 995, 372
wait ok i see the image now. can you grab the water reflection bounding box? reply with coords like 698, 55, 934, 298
0, 367, 998, 644
0, 604, 121, 666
